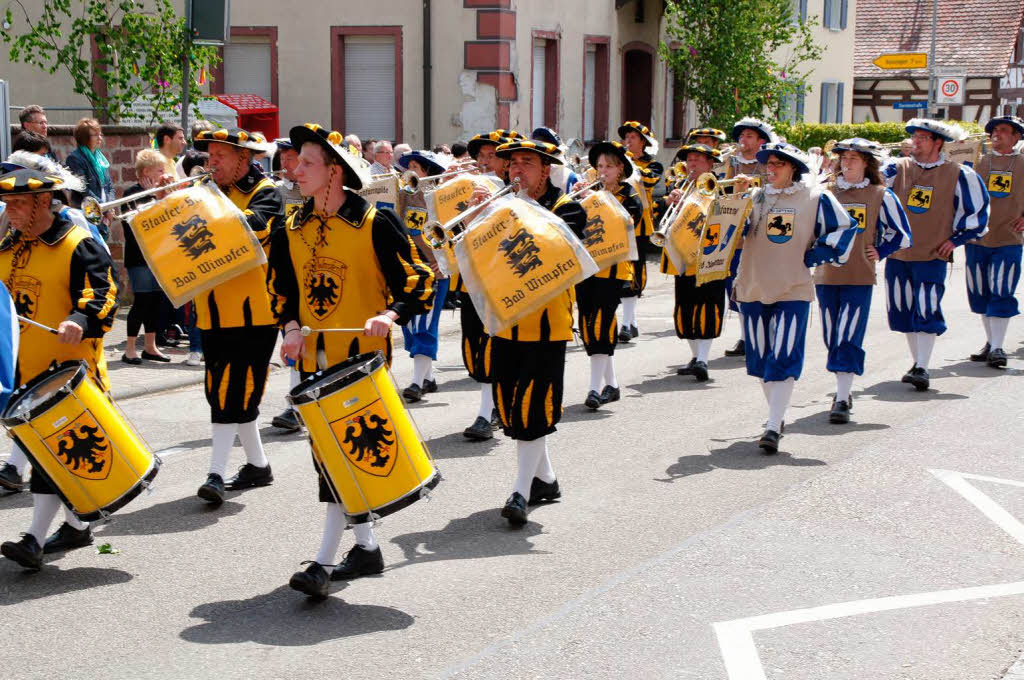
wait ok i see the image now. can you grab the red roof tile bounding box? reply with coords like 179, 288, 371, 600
854, 0, 1024, 78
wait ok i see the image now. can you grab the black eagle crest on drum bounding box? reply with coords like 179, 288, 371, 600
582, 214, 606, 248
172, 216, 217, 261
302, 258, 347, 321
332, 401, 397, 477
499, 227, 544, 278
47, 415, 112, 481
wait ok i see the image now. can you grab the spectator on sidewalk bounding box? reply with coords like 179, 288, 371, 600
18, 105, 58, 163
344, 133, 361, 155
155, 122, 186, 179
370, 140, 394, 175
64, 117, 115, 241
362, 138, 377, 163
11, 131, 52, 157
451, 141, 469, 162
393, 143, 412, 170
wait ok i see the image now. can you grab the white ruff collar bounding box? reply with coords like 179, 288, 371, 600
765, 183, 802, 195
836, 176, 869, 190
992, 148, 1020, 157
912, 152, 947, 169
733, 154, 758, 165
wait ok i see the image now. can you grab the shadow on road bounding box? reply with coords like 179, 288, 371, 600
425, 432, 502, 460
154, 425, 306, 452
781, 410, 891, 435
95, 496, 247, 537
656, 441, 826, 483
856, 379, 968, 402
387, 508, 548, 571
0, 490, 31, 509
558, 406, 615, 424
625, 373, 722, 396
928, 359, 1019, 380
179, 585, 414, 645
0, 565, 133, 605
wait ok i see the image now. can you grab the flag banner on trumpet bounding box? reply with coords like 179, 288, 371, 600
426, 175, 502, 227
435, 241, 460, 280
579, 190, 638, 271
695, 195, 753, 286
663, 191, 717, 276
455, 195, 598, 336
944, 138, 983, 169
128, 183, 266, 308
626, 172, 651, 214
356, 174, 399, 211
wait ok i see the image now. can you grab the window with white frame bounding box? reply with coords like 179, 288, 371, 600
532, 39, 547, 128
823, 0, 848, 30
819, 81, 844, 123
223, 38, 273, 101
344, 35, 397, 140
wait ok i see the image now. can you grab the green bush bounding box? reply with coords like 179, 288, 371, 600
773, 120, 984, 150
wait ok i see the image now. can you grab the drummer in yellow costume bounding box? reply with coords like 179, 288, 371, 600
481, 138, 587, 526
0, 168, 118, 570
190, 128, 285, 507
268, 123, 433, 598
617, 121, 663, 341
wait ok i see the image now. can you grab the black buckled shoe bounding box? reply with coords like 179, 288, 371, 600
1, 534, 42, 570
829, 399, 851, 424
758, 429, 781, 454
272, 408, 301, 432
331, 545, 384, 581
617, 328, 632, 343
987, 347, 1007, 368
970, 342, 991, 362
197, 473, 225, 505
289, 562, 330, 599
676, 358, 696, 376
901, 364, 917, 385
0, 463, 24, 492
423, 378, 438, 394
490, 408, 500, 427
226, 463, 273, 490
501, 491, 528, 526
403, 383, 423, 403
463, 416, 493, 441
907, 366, 930, 391
724, 339, 745, 357
43, 522, 93, 554
693, 360, 709, 382
630, 324, 639, 338
584, 390, 603, 410
600, 385, 620, 403
528, 478, 561, 505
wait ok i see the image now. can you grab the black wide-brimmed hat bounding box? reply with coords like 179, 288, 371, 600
494, 139, 564, 165
587, 141, 635, 176
289, 123, 372, 190
467, 129, 525, 159
617, 120, 656, 147
676, 143, 722, 163
686, 127, 727, 143
0, 168, 67, 196
192, 127, 270, 153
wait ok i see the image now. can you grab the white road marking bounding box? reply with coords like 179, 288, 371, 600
714, 469, 1024, 680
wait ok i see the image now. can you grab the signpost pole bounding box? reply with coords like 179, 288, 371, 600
926, 0, 938, 117
181, 0, 192, 132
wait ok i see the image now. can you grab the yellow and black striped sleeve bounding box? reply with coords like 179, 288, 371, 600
639, 160, 664, 188
371, 208, 435, 324
67, 236, 119, 337
243, 184, 286, 249
618, 186, 644, 227
266, 219, 299, 328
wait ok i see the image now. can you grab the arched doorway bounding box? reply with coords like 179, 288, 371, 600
621, 44, 653, 126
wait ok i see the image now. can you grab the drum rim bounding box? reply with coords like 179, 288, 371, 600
0, 360, 87, 426
342, 470, 442, 524
287, 351, 387, 406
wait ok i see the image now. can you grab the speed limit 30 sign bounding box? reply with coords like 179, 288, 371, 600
936, 76, 965, 105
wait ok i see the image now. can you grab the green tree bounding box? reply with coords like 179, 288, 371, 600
0, 0, 220, 122
660, 0, 823, 130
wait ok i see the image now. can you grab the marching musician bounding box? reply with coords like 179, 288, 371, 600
397, 150, 450, 402
572, 141, 640, 409
268, 123, 433, 598
618, 121, 663, 342
965, 115, 1024, 369
732, 142, 858, 453
482, 138, 587, 526
0, 169, 119, 569
190, 128, 285, 505
722, 117, 777, 358
883, 119, 990, 391
661, 143, 727, 383
458, 129, 523, 441
533, 127, 580, 194
686, 127, 728, 177
815, 138, 911, 423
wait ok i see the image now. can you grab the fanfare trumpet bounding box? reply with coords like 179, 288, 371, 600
650, 172, 722, 247
664, 161, 688, 185
81, 172, 212, 224
423, 178, 521, 249
564, 178, 604, 202
399, 163, 479, 195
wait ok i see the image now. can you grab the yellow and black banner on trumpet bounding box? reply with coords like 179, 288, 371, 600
454, 195, 598, 336
664, 192, 716, 276
579, 191, 638, 271
695, 195, 753, 286
128, 182, 266, 308
426, 175, 502, 226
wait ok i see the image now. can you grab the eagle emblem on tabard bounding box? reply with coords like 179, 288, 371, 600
302, 257, 347, 321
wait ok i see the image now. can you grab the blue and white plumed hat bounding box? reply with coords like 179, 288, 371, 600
398, 150, 448, 176
731, 116, 777, 143
832, 137, 885, 160
984, 115, 1024, 137
905, 118, 965, 143
755, 142, 811, 174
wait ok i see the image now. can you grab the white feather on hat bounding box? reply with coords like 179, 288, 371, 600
732, 117, 778, 143
6, 150, 86, 193
905, 118, 966, 142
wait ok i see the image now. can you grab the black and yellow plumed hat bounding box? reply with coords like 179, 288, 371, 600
192, 127, 270, 153
289, 123, 372, 190
0, 168, 67, 196
676, 143, 722, 163
686, 127, 728, 143
467, 129, 525, 159
617, 120, 656, 147
587, 141, 635, 176
494, 139, 564, 165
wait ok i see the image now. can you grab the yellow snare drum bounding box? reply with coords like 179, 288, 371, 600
1, 361, 159, 521
288, 352, 440, 523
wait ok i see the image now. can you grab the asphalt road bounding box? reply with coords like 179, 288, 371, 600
1, 264, 1023, 680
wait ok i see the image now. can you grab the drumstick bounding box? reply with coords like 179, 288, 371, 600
300, 326, 367, 336
17, 316, 58, 335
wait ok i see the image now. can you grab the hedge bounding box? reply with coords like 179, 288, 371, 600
772, 120, 984, 150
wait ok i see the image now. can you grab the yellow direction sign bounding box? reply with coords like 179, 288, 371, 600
872, 53, 928, 70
